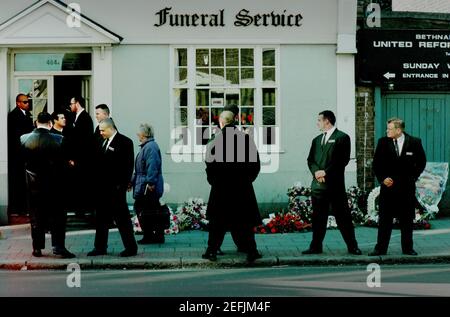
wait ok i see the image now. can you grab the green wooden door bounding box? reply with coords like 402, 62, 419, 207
380, 93, 450, 212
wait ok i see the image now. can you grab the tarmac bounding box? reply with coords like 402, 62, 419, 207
1, 218, 450, 270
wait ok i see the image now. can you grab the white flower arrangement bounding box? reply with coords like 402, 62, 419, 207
173, 197, 209, 231
327, 216, 337, 228
366, 186, 380, 223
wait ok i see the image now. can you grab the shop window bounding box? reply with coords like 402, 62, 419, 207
172, 46, 279, 149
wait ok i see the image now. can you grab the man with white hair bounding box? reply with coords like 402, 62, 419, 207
203, 110, 262, 262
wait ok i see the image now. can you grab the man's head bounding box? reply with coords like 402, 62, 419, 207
99, 118, 116, 139
223, 104, 239, 117
36, 112, 53, 130
317, 110, 336, 131
95, 104, 110, 123
16, 94, 30, 111
51, 111, 66, 130
69, 96, 85, 113
219, 110, 235, 129
386, 117, 405, 139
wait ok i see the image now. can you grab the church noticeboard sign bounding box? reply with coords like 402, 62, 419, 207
357, 29, 450, 84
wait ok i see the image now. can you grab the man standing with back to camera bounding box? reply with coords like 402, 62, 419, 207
303, 110, 361, 256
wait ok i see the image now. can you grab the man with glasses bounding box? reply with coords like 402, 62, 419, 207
7, 94, 34, 215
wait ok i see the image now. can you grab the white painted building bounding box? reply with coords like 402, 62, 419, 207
0, 0, 357, 224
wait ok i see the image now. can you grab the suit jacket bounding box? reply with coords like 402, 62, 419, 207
20, 128, 64, 192
98, 133, 134, 193
307, 128, 350, 196
373, 134, 426, 205
67, 110, 94, 162
8, 107, 34, 158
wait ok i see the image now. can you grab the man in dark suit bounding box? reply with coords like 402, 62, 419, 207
203, 110, 262, 262
369, 118, 426, 256
66, 96, 94, 214
94, 104, 112, 143
7, 94, 34, 214
21, 112, 75, 258
87, 118, 138, 257
303, 110, 361, 255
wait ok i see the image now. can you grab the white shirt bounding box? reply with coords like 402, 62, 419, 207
322, 126, 337, 144
395, 133, 405, 155
103, 131, 117, 150
74, 109, 85, 124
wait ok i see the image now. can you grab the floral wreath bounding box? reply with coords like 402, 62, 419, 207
366, 186, 431, 229
366, 186, 380, 223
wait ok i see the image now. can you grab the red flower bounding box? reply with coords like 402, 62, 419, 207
261, 228, 266, 234
271, 228, 277, 233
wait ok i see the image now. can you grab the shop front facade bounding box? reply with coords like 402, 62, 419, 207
0, 0, 357, 224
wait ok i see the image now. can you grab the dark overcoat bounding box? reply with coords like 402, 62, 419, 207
205, 124, 261, 229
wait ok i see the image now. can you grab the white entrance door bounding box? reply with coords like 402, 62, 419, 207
14, 76, 54, 121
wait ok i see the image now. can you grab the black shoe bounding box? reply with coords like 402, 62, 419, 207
368, 250, 386, 256
32, 249, 42, 257
137, 238, 153, 245
120, 249, 137, 257
302, 248, 322, 255
247, 251, 262, 262
87, 249, 107, 256
202, 250, 217, 261
217, 249, 225, 256
403, 249, 418, 256
53, 247, 76, 259
348, 247, 362, 255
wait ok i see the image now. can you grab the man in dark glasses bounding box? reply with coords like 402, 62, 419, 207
7, 94, 34, 215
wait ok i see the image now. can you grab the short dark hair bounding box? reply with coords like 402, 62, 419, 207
51, 110, 65, 122
16, 93, 28, 103
73, 95, 86, 108
37, 112, 52, 124
95, 104, 110, 115
319, 110, 336, 126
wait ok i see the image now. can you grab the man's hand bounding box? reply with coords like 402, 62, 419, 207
383, 177, 394, 187
68, 160, 75, 167
317, 176, 326, 183
145, 184, 155, 194
315, 170, 326, 180
127, 183, 132, 192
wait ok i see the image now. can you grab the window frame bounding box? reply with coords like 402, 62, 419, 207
170, 45, 280, 154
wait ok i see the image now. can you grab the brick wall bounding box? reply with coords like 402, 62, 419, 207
355, 87, 376, 192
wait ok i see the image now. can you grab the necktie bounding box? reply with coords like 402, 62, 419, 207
102, 138, 109, 153
321, 132, 327, 147
394, 139, 400, 157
